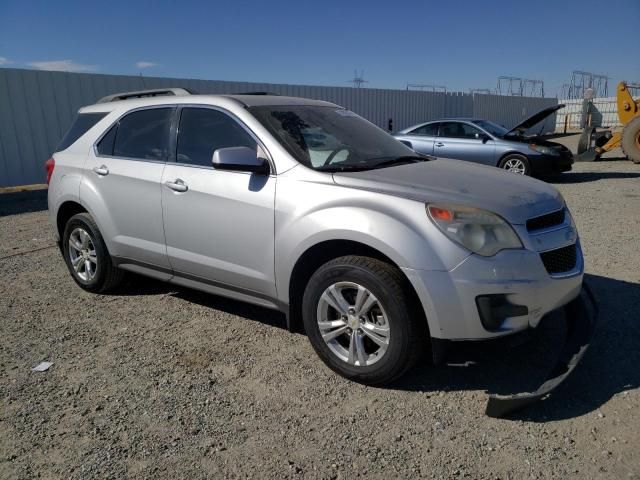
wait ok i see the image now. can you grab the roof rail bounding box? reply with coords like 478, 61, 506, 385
97, 87, 193, 104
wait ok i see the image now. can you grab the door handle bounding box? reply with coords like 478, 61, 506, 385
435, 142, 445, 147
165, 178, 188, 192
93, 165, 109, 176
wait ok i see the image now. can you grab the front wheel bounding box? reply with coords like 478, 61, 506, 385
302, 256, 425, 385
499, 154, 531, 176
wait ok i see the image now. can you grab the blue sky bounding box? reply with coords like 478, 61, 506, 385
1, 0, 638, 96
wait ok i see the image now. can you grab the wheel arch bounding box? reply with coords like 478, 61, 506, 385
286, 239, 427, 336
56, 201, 88, 238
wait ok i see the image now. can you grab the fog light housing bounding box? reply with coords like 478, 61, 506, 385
476, 294, 528, 331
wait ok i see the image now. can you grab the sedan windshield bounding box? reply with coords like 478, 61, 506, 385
249, 105, 419, 171
472, 119, 509, 138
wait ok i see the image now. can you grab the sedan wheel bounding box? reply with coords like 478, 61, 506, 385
503, 158, 527, 174
499, 154, 531, 176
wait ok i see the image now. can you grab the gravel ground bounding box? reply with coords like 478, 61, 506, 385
1, 153, 639, 479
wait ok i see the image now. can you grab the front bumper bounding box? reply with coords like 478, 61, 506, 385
485, 284, 598, 417
529, 153, 573, 175
403, 242, 584, 341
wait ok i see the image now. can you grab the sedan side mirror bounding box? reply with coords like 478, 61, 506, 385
212, 146, 270, 175
475, 133, 491, 143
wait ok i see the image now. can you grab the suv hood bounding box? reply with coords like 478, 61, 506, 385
505, 104, 565, 136
332, 160, 563, 225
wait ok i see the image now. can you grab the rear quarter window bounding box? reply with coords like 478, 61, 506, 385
56, 113, 107, 152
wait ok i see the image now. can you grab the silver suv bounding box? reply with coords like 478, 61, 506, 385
47, 89, 593, 414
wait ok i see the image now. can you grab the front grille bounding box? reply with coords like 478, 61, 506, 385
526, 209, 565, 232
540, 244, 577, 274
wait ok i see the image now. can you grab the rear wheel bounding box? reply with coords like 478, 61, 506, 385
621, 116, 640, 164
302, 256, 424, 385
498, 154, 531, 176
62, 212, 124, 292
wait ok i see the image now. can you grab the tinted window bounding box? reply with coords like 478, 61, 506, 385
410, 123, 439, 136
177, 108, 256, 167
56, 113, 107, 151
113, 108, 173, 160
97, 125, 117, 156
439, 122, 483, 139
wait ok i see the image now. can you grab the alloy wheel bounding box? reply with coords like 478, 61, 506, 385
503, 158, 526, 175
316, 281, 390, 366
68, 227, 98, 281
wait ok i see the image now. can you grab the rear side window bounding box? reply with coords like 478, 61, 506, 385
56, 113, 107, 152
96, 125, 117, 156
176, 108, 256, 167
410, 123, 439, 136
112, 108, 173, 161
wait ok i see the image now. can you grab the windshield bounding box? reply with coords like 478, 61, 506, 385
471, 119, 509, 137
249, 105, 417, 171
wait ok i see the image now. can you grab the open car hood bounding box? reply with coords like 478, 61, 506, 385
505, 104, 565, 136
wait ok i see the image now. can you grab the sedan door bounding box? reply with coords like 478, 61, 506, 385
161, 107, 277, 297
435, 121, 495, 165
395, 122, 438, 155
82, 107, 174, 271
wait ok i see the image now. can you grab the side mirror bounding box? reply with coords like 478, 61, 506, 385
475, 133, 491, 143
212, 146, 270, 175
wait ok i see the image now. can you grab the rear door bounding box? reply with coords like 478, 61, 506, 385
160, 106, 276, 296
82, 107, 174, 269
399, 123, 438, 155
435, 121, 495, 165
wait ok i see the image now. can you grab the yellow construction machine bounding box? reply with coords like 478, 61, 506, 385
577, 81, 640, 163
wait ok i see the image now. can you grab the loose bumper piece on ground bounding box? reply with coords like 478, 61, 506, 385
485, 284, 598, 418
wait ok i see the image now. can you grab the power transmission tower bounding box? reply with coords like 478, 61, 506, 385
568, 71, 609, 99
497, 76, 523, 96
522, 79, 545, 97
348, 70, 368, 88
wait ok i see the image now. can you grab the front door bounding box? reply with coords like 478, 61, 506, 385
161, 107, 276, 297
434, 121, 495, 165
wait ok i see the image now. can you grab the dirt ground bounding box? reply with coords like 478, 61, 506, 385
1, 152, 639, 479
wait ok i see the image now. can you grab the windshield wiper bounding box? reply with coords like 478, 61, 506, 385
315, 164, 373, 172
371, 155, 431, 169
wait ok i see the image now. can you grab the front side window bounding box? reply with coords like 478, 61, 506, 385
410, 123, 439, 136
176, 108, 256, 167
439, 122, 483, 139
249, 106, 414, 171
112, 108, 173, 160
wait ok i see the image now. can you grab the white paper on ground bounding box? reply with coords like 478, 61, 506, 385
32, 361, 53, 372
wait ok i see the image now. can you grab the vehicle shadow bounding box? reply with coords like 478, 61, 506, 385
0, 190, 48, 217
547, 169, 640, 184
393, 273, 640, 421
110, 272, 637, 422
113, 273, 289, 330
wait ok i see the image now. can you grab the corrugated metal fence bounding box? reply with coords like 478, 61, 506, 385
0, 68, 558, 187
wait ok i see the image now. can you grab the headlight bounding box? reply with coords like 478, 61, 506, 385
427, 204, 523, 256
528, 144, 558, 156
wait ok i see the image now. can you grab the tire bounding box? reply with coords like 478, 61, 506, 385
62, 212, 124, 292
302, 256, 425, 385
498, 154, 531, 176
621, 116, 640, 164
